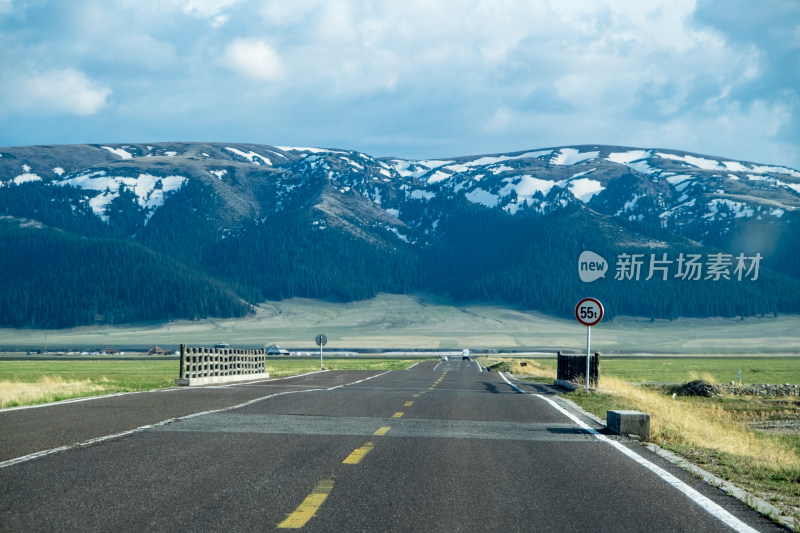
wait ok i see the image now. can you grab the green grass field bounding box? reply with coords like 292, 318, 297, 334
0, 358, 418, 408
532, 357, 800, 385
0, 360, 179, 390
1, 293, 798, 354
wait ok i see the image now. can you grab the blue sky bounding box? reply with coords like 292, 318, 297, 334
0, 0, 798, 168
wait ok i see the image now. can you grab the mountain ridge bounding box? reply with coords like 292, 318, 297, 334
1, 142, 798, 328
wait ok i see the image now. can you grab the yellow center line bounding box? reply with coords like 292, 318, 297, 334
343, 442, 375, 465
277, 478, 334, 529
373, 426, 391, 436
404, 401, 413, 407
412, 393, 421, 398
392, 412, 404, 418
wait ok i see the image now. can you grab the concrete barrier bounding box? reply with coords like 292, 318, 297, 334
607, 410, 650, 441
175, 344, 269, 386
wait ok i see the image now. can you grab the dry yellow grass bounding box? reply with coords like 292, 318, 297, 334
510, 360, 557, 379
478, 357, 558, 380
686, 371, 718, 384
0, 376, 108, 408
599, 375, 800, 469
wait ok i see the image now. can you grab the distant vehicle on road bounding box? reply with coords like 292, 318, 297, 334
441, 356, 448, 361
462, 349, 470, 360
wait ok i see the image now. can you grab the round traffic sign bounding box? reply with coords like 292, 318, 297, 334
575, 297, 604, 326
315, 334, 328, 347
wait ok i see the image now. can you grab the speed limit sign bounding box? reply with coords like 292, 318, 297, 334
575, 297, 604, 327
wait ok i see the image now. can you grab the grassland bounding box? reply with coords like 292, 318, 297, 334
1, 293, 798, 354
528, 357, 800, 386
0, 358, 417, 408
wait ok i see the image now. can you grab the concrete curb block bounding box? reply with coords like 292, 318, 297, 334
553, 379, 579, 391
175, 372, 270, 386
553, 394, 797, 531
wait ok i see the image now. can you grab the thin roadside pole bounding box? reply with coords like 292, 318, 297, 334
586, 326, 591, 390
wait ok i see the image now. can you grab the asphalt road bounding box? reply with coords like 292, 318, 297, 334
0, 359, 782, 532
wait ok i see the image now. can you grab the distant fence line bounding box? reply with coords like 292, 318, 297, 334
175, 344, 269, 386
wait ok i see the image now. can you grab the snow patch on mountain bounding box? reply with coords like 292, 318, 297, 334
568, 178, 604, 202
13, 164, 42, 185
391, 159, 453, 179
410, 190, 436, 201
666, 174, 693, 186
607, 150, 651, 165
655, 152, 800, 178
750, 165, 800, 178
101, 146, 134, 159
427, 169, 452, 184
224, 147, 272, 166
465, 188, 499, 208
58, 172, 187, 223
657, 152, 725, 171
445, 151, 553, 173
277, 146, 347, 155
500, 175, 556, 199
703, 198, 755, 220
551, 148, 599, 166
785, 182, 800, 194
13, 172, 41, 185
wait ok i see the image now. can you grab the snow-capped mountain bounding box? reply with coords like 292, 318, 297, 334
1, 142, 798, 327
3, 142, 797, 245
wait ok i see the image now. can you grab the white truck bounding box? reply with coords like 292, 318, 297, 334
462, 349, 470, 361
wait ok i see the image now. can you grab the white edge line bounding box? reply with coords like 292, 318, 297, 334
0, 370, 391, 470
645, 443, 798, 530
532, 393, 760, 533
498, 371, 525, 393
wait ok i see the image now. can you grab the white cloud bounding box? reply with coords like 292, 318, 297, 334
0, 0, 797, 169
179, 0, 239, 19
1, 68, 111, 116
223, 38, 285, 81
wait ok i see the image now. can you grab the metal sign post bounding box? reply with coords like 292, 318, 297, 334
575, 298, 604, 390
315, 334, 327, 370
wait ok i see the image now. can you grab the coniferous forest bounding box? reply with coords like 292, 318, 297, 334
1, 143, 799, 329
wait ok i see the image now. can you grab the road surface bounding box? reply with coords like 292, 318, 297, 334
0, 359, 781, 531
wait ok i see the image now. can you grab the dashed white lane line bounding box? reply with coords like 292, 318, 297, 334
0, 371, 391, 470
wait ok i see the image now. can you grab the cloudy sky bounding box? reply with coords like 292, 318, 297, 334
1, 0, 798, 167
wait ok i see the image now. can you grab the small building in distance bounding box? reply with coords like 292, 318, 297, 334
265, 343, 291, 356
145, 345, 174, 356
